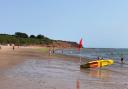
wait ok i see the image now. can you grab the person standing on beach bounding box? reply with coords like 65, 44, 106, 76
97, 56, 100, 60
121, 57, 124, 64
49, 49, 52, 56
13, 46, 15, 51
62, 49, 63, 54
52, 48, 55, 54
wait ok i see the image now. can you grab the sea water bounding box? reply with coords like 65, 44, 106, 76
55, 48, 128, 64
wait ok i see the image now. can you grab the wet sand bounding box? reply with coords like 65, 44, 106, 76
0, 46, 128, 89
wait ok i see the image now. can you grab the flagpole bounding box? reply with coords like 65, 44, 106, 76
78, 38, 83, 65
80, 48, 82, 64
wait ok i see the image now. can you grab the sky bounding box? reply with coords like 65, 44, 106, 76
0, 0, 128, 48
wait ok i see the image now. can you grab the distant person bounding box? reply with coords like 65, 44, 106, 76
101, 57, 104, 60
49, 49, 52, 56
62, 49, 63, 54
121, 57, 124, 64
52, 49, 55, 54
97, 56, 100, 60
0, 46, 1, 49
13, 46, 15, 51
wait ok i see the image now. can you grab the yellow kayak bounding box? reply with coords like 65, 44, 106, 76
80, 59, 114, 68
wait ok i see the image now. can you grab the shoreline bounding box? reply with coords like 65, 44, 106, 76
0, 46, 88, 69
0, 46, 128, 89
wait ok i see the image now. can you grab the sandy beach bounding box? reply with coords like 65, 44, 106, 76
0, 46, 128, 89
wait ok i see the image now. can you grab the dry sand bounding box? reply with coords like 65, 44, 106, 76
0, 46, 128, 89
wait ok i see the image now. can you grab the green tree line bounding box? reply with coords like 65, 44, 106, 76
0, 32, 53, 46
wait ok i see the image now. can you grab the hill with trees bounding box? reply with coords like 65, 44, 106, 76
0, 32, 78, 48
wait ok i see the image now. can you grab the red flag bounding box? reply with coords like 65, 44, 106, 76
78, 38, 83, 51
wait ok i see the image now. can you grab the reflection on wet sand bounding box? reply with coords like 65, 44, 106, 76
0, 46, 128, 89
1, 59, 128, 89
80, 68, 112, 79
